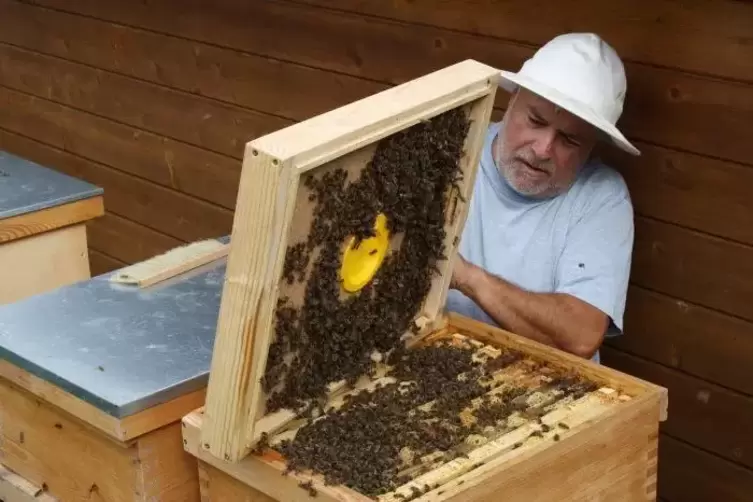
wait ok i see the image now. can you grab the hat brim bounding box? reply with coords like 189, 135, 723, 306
498, 70, 641, 156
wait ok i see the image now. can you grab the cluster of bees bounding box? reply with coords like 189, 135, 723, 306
275, 339, 599, 499
251, 107, 602, 499
266, 107, 471, 414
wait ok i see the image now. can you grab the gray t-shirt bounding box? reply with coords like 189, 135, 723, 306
445, 121, 635, 363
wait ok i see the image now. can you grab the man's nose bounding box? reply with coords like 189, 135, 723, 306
532, 130, 555, 159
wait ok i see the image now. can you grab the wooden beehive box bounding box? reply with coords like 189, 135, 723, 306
182, 59, 668, 502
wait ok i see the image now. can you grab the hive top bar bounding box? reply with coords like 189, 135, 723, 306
0, 150, 103, 219
0, 237, 229, 419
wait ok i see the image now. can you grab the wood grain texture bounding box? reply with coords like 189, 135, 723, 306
7, 2, 753, 249
86, 213, 183, 265
133, 422, 201, 502
602, 348, 753, 470
0, 360, 206, 443
198, 462, 277, 502
631, 217, 753, 323
0, 0, 750, 496
250, 59, 496, 169
606, 286, 753, 397
603, 143, 753, 246
185, 317, 665, 502
0, 376, 141, 501
293, 0, 753, 83
0, 464, 57, 502
0, 0, 384, 123
434, 388, 660, 501
89, 249, 125, 276
0, 223, 90, 304
0, 128, 233, 243
0, 42, 288, 159
201, 62, 499, 463
200, 147, 291, 463
0, 84, 240, 210
0, 374, 200, 501
0, 196, 103, 243
21, 0, 753, 166
658, 435, 753, 502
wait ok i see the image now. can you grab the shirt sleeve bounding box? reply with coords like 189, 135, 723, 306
554, 184, 635, 337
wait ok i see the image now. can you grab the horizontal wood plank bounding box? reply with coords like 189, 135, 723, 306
20, 0, 753, 166
0, 0, 384, 123
658, 435, 753, 502
0, 43, 290, 159
86, 212, 183, 265
602, 142, 753, 246
0, 196, 103, 243
617, 62, 753, 167
606, 286, 753, 397
89, 248, 124, 276
0, 84, 241, 210
0, 127, 233, 243
294, 0, 753, 84
632, 217, 753, 322
602, 348, 753, 470
8, 0, 753, 226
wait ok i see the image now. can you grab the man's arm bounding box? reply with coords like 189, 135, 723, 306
452, 255, 608, 358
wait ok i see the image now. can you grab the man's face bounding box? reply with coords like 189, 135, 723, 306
495, 88, 598, 199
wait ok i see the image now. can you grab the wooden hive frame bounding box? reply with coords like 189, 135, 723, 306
187, 59, 668, 501
184, 312, 667, 501
199, 59, 502, 464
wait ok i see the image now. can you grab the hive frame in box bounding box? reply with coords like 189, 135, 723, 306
198, 59, 502, 464
183, 312, 668, 501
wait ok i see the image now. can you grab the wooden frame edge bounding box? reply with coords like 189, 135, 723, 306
183, 313, 666, 502
0, 360, 206, 443
0, 195, 104, 243
201, 62, 502, 464
445, 312, 668, 421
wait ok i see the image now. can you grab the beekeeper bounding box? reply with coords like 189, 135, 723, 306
447, 33, 640, 363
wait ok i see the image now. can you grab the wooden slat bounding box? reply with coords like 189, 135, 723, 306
0, 359, 204, 442
658, 435, 753, 502
0, 464, 57, 502
22, 0, 753, 167
606, 286, 753, 397
632, 217, 753, 323
198, 462, 277, 502
0, 43, 290, 159
0, 0, 384, 123
0, 196, 103, 243
0, 127, 233, 243
0, 85, 240, 210
294, 0, 753, 83
616, 62, 753, 168
86, 213, 183, 265
602, 348, 753, 470
200, 62, 500, 464
9, 1, 753, 242
0, 223, 91, 305
603, 143, 753, 246
249, 59, 496, 169
89, 249, 124, 276
134, 423, 201, 502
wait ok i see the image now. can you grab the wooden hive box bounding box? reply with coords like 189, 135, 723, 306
181, 59, 668, 502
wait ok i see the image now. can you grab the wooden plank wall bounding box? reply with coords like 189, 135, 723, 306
0, 0, 751, 499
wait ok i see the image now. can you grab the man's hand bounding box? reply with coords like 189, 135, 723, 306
449, 255, 608, 359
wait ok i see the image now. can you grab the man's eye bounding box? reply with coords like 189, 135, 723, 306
563, 137, 580, 147
528, 115, 546, 126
